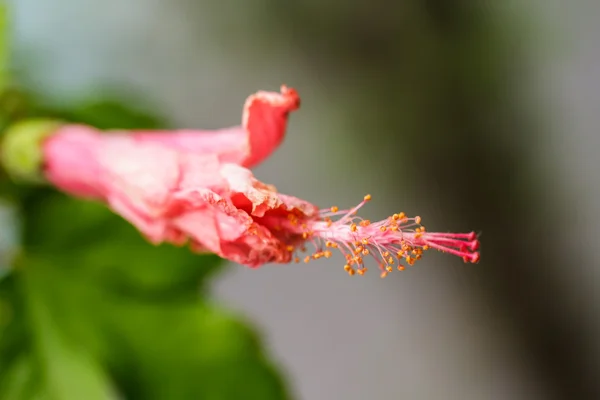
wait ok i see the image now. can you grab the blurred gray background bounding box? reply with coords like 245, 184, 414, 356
12, 1, 600, 399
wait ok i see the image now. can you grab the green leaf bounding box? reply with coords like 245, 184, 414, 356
20, 259, 116, 400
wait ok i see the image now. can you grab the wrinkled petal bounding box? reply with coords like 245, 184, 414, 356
41, 120, 318, 267
130, 85, 300, 168
170, 189, 290, 267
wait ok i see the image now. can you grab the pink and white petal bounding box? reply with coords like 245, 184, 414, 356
99, 136, 182, 216
43, 125, 105, 198
241, 85, 300, 168
129, 85, 300, 168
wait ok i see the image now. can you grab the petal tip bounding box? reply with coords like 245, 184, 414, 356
280, 84, 300, 110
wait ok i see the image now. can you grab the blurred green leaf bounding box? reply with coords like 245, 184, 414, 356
0, 191, 288, 399
55, 97, 167, 130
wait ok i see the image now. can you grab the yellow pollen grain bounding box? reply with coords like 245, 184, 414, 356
348, 269, 356, 276
383, 251, 390, 257
286, 245, 295, 252
423, 245, 430, 250
331, 206, 339, 213
304, 256, 311, 263
380, 271, 388, 279
385, 265, 393, 272
357, 269, 365, 276
362, 249, 370, 255
324, 250, 332, 258
380, 226, 387, 232
351, 223, 358, 232
398, 212, 406, 219
415, 216, 422, 224
344, 264, 351, 271
361, 238, 369, 245
388, 257, 394, 264
397, 265, 405, 271
364, 194, 372, 201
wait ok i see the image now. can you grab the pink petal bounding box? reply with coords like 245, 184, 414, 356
43, 125, 105, 198
130, 85, 300, 168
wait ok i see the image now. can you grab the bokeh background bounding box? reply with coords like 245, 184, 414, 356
2, 0, 599, 399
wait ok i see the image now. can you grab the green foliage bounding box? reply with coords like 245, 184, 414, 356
0, 192, 288, 399
0, 88, 290, 399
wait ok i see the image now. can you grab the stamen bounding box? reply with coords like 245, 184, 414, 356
284, 195, 480, 277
